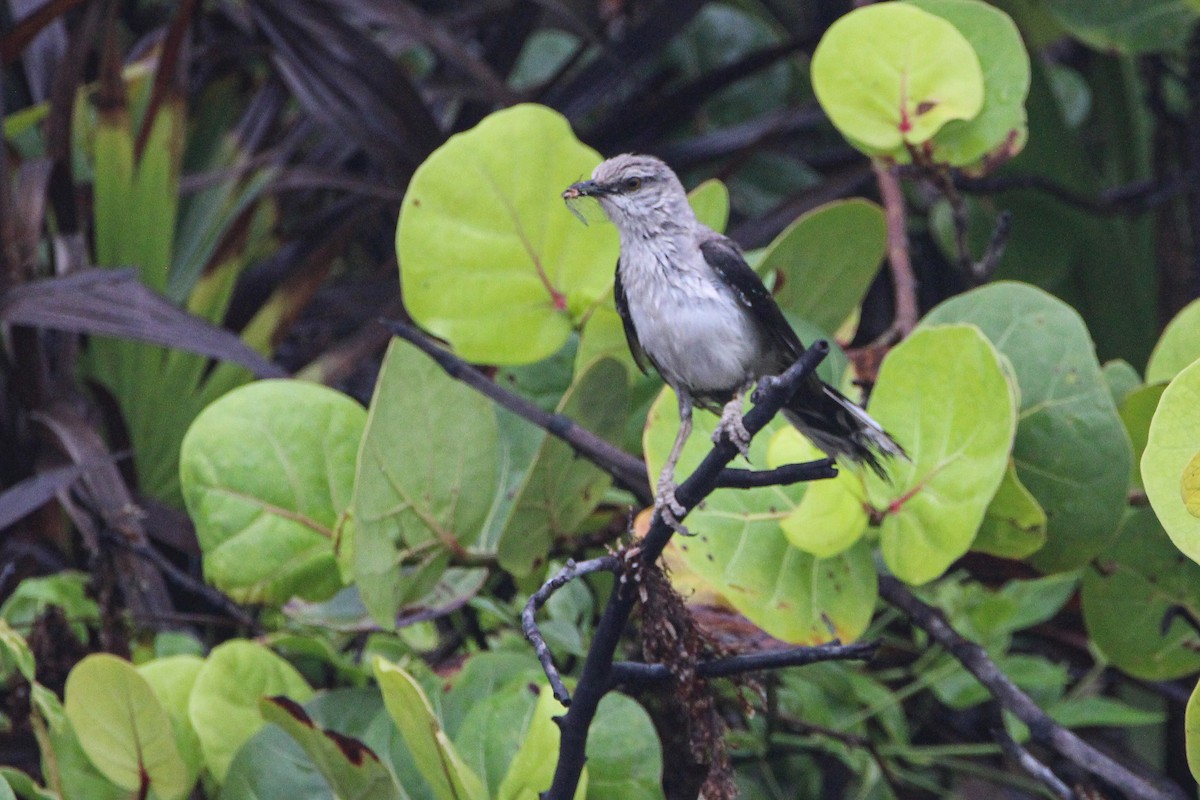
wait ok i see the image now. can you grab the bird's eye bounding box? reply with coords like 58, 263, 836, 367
623, 177, 642, 191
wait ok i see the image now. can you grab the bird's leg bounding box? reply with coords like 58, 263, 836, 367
655, 395, 693, 535
712, 382, 753, 459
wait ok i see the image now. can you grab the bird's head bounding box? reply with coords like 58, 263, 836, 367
563, 154, 694, 237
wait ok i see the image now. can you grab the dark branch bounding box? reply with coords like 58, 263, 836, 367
715, 459, 837, 489
379, 318, 652, 505
522, 555, 621, 704
609, 639, 877, 685
879, 575, 1188, 800
987, 703, 1073, 800
953, 171, 1193, 217
543, 343, 835, 800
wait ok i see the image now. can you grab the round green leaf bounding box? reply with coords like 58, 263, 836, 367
353, 338, 499, 625
759, 199, 887, 334
585, 692, 663, 799
188, 640, 314, 782
922, 282, 1133, 572
1189, 677, 1200, 784
866, 325, 1016, 584
1120, 382, 1167, 489
1144, 359, 1200, 561
1103, 359, 1142, 406
1041, 0, 1198, 54
811, 3, 984, 156
180, 379, 364, 604
776, 428, 869, 558
497, 358, 629, 576
644, 390, 877, 643
1146, 297, 1200, 383
64, 654, 191, 800
1082, 509, 1200, 681
908, 0, 1031, 169
397, 104, 617, 365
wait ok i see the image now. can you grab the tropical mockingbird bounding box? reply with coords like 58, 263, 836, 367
564, 154, 905, 529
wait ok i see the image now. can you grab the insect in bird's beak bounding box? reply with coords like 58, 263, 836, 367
563, 180, 606, 225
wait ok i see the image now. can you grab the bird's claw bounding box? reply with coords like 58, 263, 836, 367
713, 404, 752, 459
654, 478, 692, 536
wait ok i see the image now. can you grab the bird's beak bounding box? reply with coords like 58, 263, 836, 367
562, 179, 605, 200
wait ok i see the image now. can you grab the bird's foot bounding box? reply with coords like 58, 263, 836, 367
713, 401, 752, 459
654, 477, 692, 536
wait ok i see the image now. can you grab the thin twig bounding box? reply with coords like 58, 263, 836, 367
987, 702, 1074, 800
522, 555, 621, 704
974, 210, 1013, 283
379, 318, 651, 505
543, 344, 834, 800
100, 528, 264, 635
953, 171, 1193, 217
609, 639, 877, 685
879, 575, 1187, 800
871, 160, 918, 345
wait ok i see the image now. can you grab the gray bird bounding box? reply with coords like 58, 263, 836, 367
564, 154, 905, 528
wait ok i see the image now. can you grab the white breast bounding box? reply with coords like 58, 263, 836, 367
620, 235, 762, 396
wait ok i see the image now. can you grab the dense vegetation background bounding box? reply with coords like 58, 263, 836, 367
3, 0, 1200, 798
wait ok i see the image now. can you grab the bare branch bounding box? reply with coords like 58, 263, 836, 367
987, 703, 1074, 800
522, 555, 621, 705
871, 160, 918, 345
609, 639, 878, 685
879, 575, 1188, 800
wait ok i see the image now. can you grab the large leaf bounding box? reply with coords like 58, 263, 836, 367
908, 0, 1031, 169
138, 656, 206, 790
373, 658, 485, 800
758, 199, 886, 333
585, 693, 664, 800
972, 461, 1047, 559
923, 282, 1132, 571
188, 640, 314, 782
180, 379, 363, 604
1146, 297, 1200, 383
497, 358, 629, 576
64, 654, 191, 800
811, 3, 984, 157
495, 687, 585, 800
1082, 509, 1200, 680
864, 325, 1015, 583
352, 339, 498, 625
644, 392, 876, 643
1143, 358, 1200, 563
397, 104, 617, 364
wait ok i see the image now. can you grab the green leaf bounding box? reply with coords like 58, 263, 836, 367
497, 358, 628, 576
759, 199, 886, 333
1188, 677, 1200, 783
1143, 358, 1200, 563
260, 696, 402, 800
585, 693, 664, 799
439, 653, 545, 737
373, 658, 485, 800
644, 390, 876, 643
1119, 382, 1167, 488
188, 640, 314, 782
1048, 696, 1164, 729
1146, 298, 1200, 383
923, 282, 1132, 571
867, 325, 1016, 584
687, 178, 729, 234
1040, 0, 1198, 54
0, 767, 55, 800
397, 104, 617, 364
1083, 508, 1200, 680
1103, 359, 1142, 406
64, 654, 191, 800
180, 379, 363, 604
138, 655, 205, 789
454, 687, 538, 797
811, 3, 984, 156
908, 0, 1031, 169
0, 571, 98, 643
353, 339, 499, 625
972, 461, 1047, 559
777, 430, 868, 558
933, 653, 1066, 709
496, 686, 584, 800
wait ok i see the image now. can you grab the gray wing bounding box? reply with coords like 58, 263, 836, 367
613, 262, 653, 375
699, 236, 804, 363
